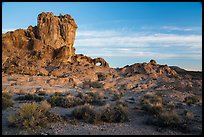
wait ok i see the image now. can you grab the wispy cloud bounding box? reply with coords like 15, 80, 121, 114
161, 26, 200, 31
80, 50, 201, 59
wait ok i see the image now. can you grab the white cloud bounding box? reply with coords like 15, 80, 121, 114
75, 29, 202, 64
75, 30, 202, 49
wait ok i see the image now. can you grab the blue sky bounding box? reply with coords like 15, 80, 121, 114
2, 2, 202, 71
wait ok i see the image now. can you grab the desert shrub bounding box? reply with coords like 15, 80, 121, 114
144, 101, 180, 129
82, 80, 103, 89
77, 91, 106, 106
184, 96, 199, 105
36, 91, 47, 96
14, 94, 44, 102
140, 93, 195, 131
46, 111, 62, 123
182, 109, 194, 120
90, 91, 106, 106
155, 111, 179, 127
140, 93, 163, 115
8, 101, 53, 130
112, 92, 123, 101
47, 94, 82, 108
176, 109, 194, 132
72, 104, 100, 124
101, 101, 129, 123
2, 92, 13, 110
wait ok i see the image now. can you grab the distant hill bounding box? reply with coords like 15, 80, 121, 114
170, 66, 202, 80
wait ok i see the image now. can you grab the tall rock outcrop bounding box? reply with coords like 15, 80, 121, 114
2, 12, 77, 65
2, 12, 110, 76
37, 12, 77, 56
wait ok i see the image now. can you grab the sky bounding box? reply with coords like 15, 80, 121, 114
2, 2, 202, 71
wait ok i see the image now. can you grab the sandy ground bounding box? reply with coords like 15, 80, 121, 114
2, 73, 202, 135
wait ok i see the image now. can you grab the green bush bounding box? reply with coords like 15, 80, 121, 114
72, 104, 100, 124
14, 94, 44, 102
2, 92, 13, 110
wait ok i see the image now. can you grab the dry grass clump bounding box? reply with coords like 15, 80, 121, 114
82, 80, 104, 89
8, 101, 60, 130
2, 92, 13, 110
14, 93, 45, 102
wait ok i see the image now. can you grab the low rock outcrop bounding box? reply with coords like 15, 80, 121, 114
119, 60, 178, 78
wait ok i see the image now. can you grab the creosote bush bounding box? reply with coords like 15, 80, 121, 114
8, 101, 59, 130
2, 92, 13, 110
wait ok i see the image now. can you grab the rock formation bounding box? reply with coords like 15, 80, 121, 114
3, 12, 77, 63
2, 12, 110, 75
